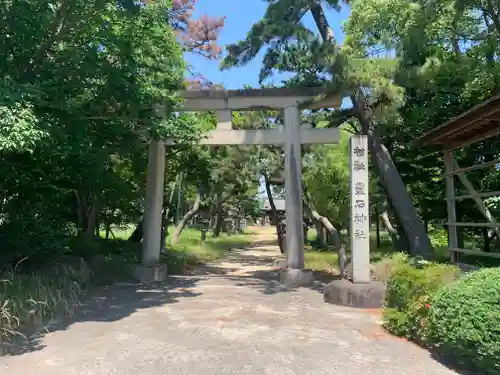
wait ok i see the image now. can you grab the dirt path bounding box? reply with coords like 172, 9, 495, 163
1, 227, 460, 375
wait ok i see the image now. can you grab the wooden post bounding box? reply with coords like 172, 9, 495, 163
452, 159, 500, 238
444, 150, 458, 262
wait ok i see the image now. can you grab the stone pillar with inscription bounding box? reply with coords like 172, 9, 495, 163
349, 135, 371, 283
323, 135, 385, 308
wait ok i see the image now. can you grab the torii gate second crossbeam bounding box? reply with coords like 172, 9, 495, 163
134, 87, 342, 287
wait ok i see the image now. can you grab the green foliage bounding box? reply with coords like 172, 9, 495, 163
303, 130, 350, 229
0, 0, 190, 264
0, 83, 47, 153
0, 214, 72, 264
425, 268, 500, 374
382, 258, 461, 341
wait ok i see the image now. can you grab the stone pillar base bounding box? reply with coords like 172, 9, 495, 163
279, 268, 314, 288
133, 264, 167, 282
323, 279, 385, 308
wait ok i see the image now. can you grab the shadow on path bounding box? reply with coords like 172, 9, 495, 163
0, 230, 281, 357
0, 228, 471, 375
1, 276, 202, 357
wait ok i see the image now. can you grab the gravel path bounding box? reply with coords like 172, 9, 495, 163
0, 228, 461, 375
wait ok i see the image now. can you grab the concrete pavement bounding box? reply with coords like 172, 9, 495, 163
1, 228, 461, 375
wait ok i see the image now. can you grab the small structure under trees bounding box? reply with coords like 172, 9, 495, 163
415, 94, 500, 263
261, 198, 285, 219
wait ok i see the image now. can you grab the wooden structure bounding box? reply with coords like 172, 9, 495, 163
261, 198, 286, 216
414, 94, 500, 262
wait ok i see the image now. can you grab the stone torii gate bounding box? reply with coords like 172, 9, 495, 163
134, 87, 371, 289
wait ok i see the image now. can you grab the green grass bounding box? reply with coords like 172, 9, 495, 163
304, 226, 500, 274
164, 226, 253, 274
0, 262, 90, 347
100, 224, 254, 275
304, 228, 398, 273
304, 251, 338, 272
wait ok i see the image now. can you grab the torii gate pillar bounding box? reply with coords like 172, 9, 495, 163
280, 105, 314, 286
133, 138, 168, 282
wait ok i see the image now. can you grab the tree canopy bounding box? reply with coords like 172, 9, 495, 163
2, 0, 500, 270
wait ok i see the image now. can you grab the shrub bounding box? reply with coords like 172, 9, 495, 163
382, 259, 461, 342
425, 267, 500, 374
371, 252, 410, 283
0, 213, 73, 265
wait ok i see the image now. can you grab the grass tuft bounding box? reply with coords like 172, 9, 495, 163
0, 261, 90, 346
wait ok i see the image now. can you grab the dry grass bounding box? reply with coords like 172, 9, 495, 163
0, 261, 90, 346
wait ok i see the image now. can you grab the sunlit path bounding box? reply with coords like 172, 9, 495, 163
1, 228, 460, 375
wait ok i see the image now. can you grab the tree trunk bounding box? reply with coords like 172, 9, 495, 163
128, 217, 143, 242
105, 222, 111, 240
380, 210, 401, 249
354, 94, 433, 256
74, 190, 98, 237
212, 191, 223, 237
302, 183, 342, 250
160, 174, 180, 252
263, 173, 285, 254
483, 228, 491, 252
175, 172, 184, 225
315, 221, 327, 247
171, 188, 202, 244
375, 210, 381, 249
308, 208, 342, 250
307, 1, 433, 258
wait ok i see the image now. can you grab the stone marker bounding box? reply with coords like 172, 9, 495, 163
323, 135, 385, 308
349, 135, 370, 283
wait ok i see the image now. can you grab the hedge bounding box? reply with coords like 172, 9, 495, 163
382, 257, 500, 375
382, 259, 461, 342
425, 267, 500, 374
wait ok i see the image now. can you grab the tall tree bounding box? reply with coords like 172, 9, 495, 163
221, 0, 435, 256
0, 0, 190, 260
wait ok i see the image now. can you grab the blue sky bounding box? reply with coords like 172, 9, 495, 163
184, 1, 350, 89
182, 1, 351, 199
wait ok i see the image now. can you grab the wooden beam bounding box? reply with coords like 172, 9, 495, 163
443, 158, 500, 176
414, 95, 500, 147
450, 247, 500, 259
452, 159, 500, 238
446, 222, 500, 228
446, 120, 500, 150
444, 150, 458, 263
449, 190, 500, 201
